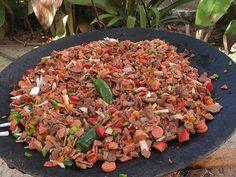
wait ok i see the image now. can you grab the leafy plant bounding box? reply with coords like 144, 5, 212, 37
89, 0, 193, 28
195, 0, 236, 52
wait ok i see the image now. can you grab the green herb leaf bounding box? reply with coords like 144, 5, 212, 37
41, 147, 48, 158
64, 160, 74, 167
24, 152, 33, 158
76, 125, 99, 152
126, 16, 136, 28
90, 77, 113, 104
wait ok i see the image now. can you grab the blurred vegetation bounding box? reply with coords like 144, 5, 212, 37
195, 0, 236, 52
0, 0, 194, 39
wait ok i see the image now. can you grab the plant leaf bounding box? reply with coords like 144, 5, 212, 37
126, 16, 136, 28
0, 1, 5, 27
31, 0, 63, 29
160, 0, 194, 17
150, 7, 160, 28
90, 13, 116, 24
28, 0, 34, 15
148, 0, 165, 8
67, 0, 117, 14
106, 16, 122, 27
138, 4, 147, 28
225, 19, 236, 35
51, 11, 68, 40
64, 0, 74, 35
0, 27, 5, 39
195, 0, 233, 27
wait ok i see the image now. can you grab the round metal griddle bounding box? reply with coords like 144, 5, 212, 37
0, 28, 235, 177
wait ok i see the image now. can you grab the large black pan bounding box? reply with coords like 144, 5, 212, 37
0, 28, 235, 177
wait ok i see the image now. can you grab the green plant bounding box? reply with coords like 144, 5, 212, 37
89, 0, 193, 28
195, 0, 236, 53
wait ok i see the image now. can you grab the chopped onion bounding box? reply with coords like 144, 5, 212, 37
10, 95, 22, 100
156, 136, 166, 142
139, 140, 149, 151
154, 109, 169, 113
95, 111, 105, 119
168, 85, 172, 92
172, 114, 184, 120
23, 106, 31, 113
40, 69, 45, 73
52, 82, 57, 91
152, 103, 157, 109
135, 87, 147, 93
63, 94, 69, 105
0, 131, 9, 136
0, 122, 10, 128
169, 62, 177, 67
146, 92, 152, 98
57, 162, 65, 169
122, 66, 133, 73
140, 117, 147, 123
104, 37, 119, 42
79, 107, 88, 113
36, 75, 44, 87
191, 87, 196, 94
86, 83, 95, 88
105, 127, 113, 135
41, 56, 50, 61
29, 87, 40, 96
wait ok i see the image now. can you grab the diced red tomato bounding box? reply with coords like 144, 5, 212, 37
108, 107, 117, 114
87, 118, 99, 125
152, 142, 168, 152
177, 101, 185, 109
69, 96, 79, 104
23, 97, 32, 104
113, 118, 124, 128
178, 129, 190, 143
83, 63, 93, 69
96, 125, 105, 137
9, 121, 17, 132
205, 82, 213, 91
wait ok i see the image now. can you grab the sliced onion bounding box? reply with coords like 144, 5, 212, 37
146, 92, 152, 98
191, 87, 196, 94
63, 94, 69, 105
79, 107, 88, 113
0, 131, 9, 136
0, 122, 10, 128
105, 127, 113, 135
140, 117, 147, 123
168, 85, 172, 92
52, 82, 57, 91
29, 87, 40, 96
122, 66, 133, 73
154, 109, 169, 113
139, 140, 149, 151
104, 37, 119, 42
23, 106, 31, 113
10, 95, 22, 100
57, 162, 65, 168
135, 87, 147, 93
172, 114, 184, 120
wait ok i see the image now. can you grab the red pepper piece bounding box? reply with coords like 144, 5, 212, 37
152, 142, 168, 152
87, 118, 99, 125
178, 129, 190, 143
69, 95, 79, 104
9, 121, 17, 132
96, 125, 105, 137
84, 63, 93, 69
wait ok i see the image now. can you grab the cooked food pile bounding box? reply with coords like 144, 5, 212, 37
8, 38, 222, 172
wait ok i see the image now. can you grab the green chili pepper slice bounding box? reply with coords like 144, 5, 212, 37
24, 152, 33, 158
90, 77, 113, 104
76, 125, 99, 152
